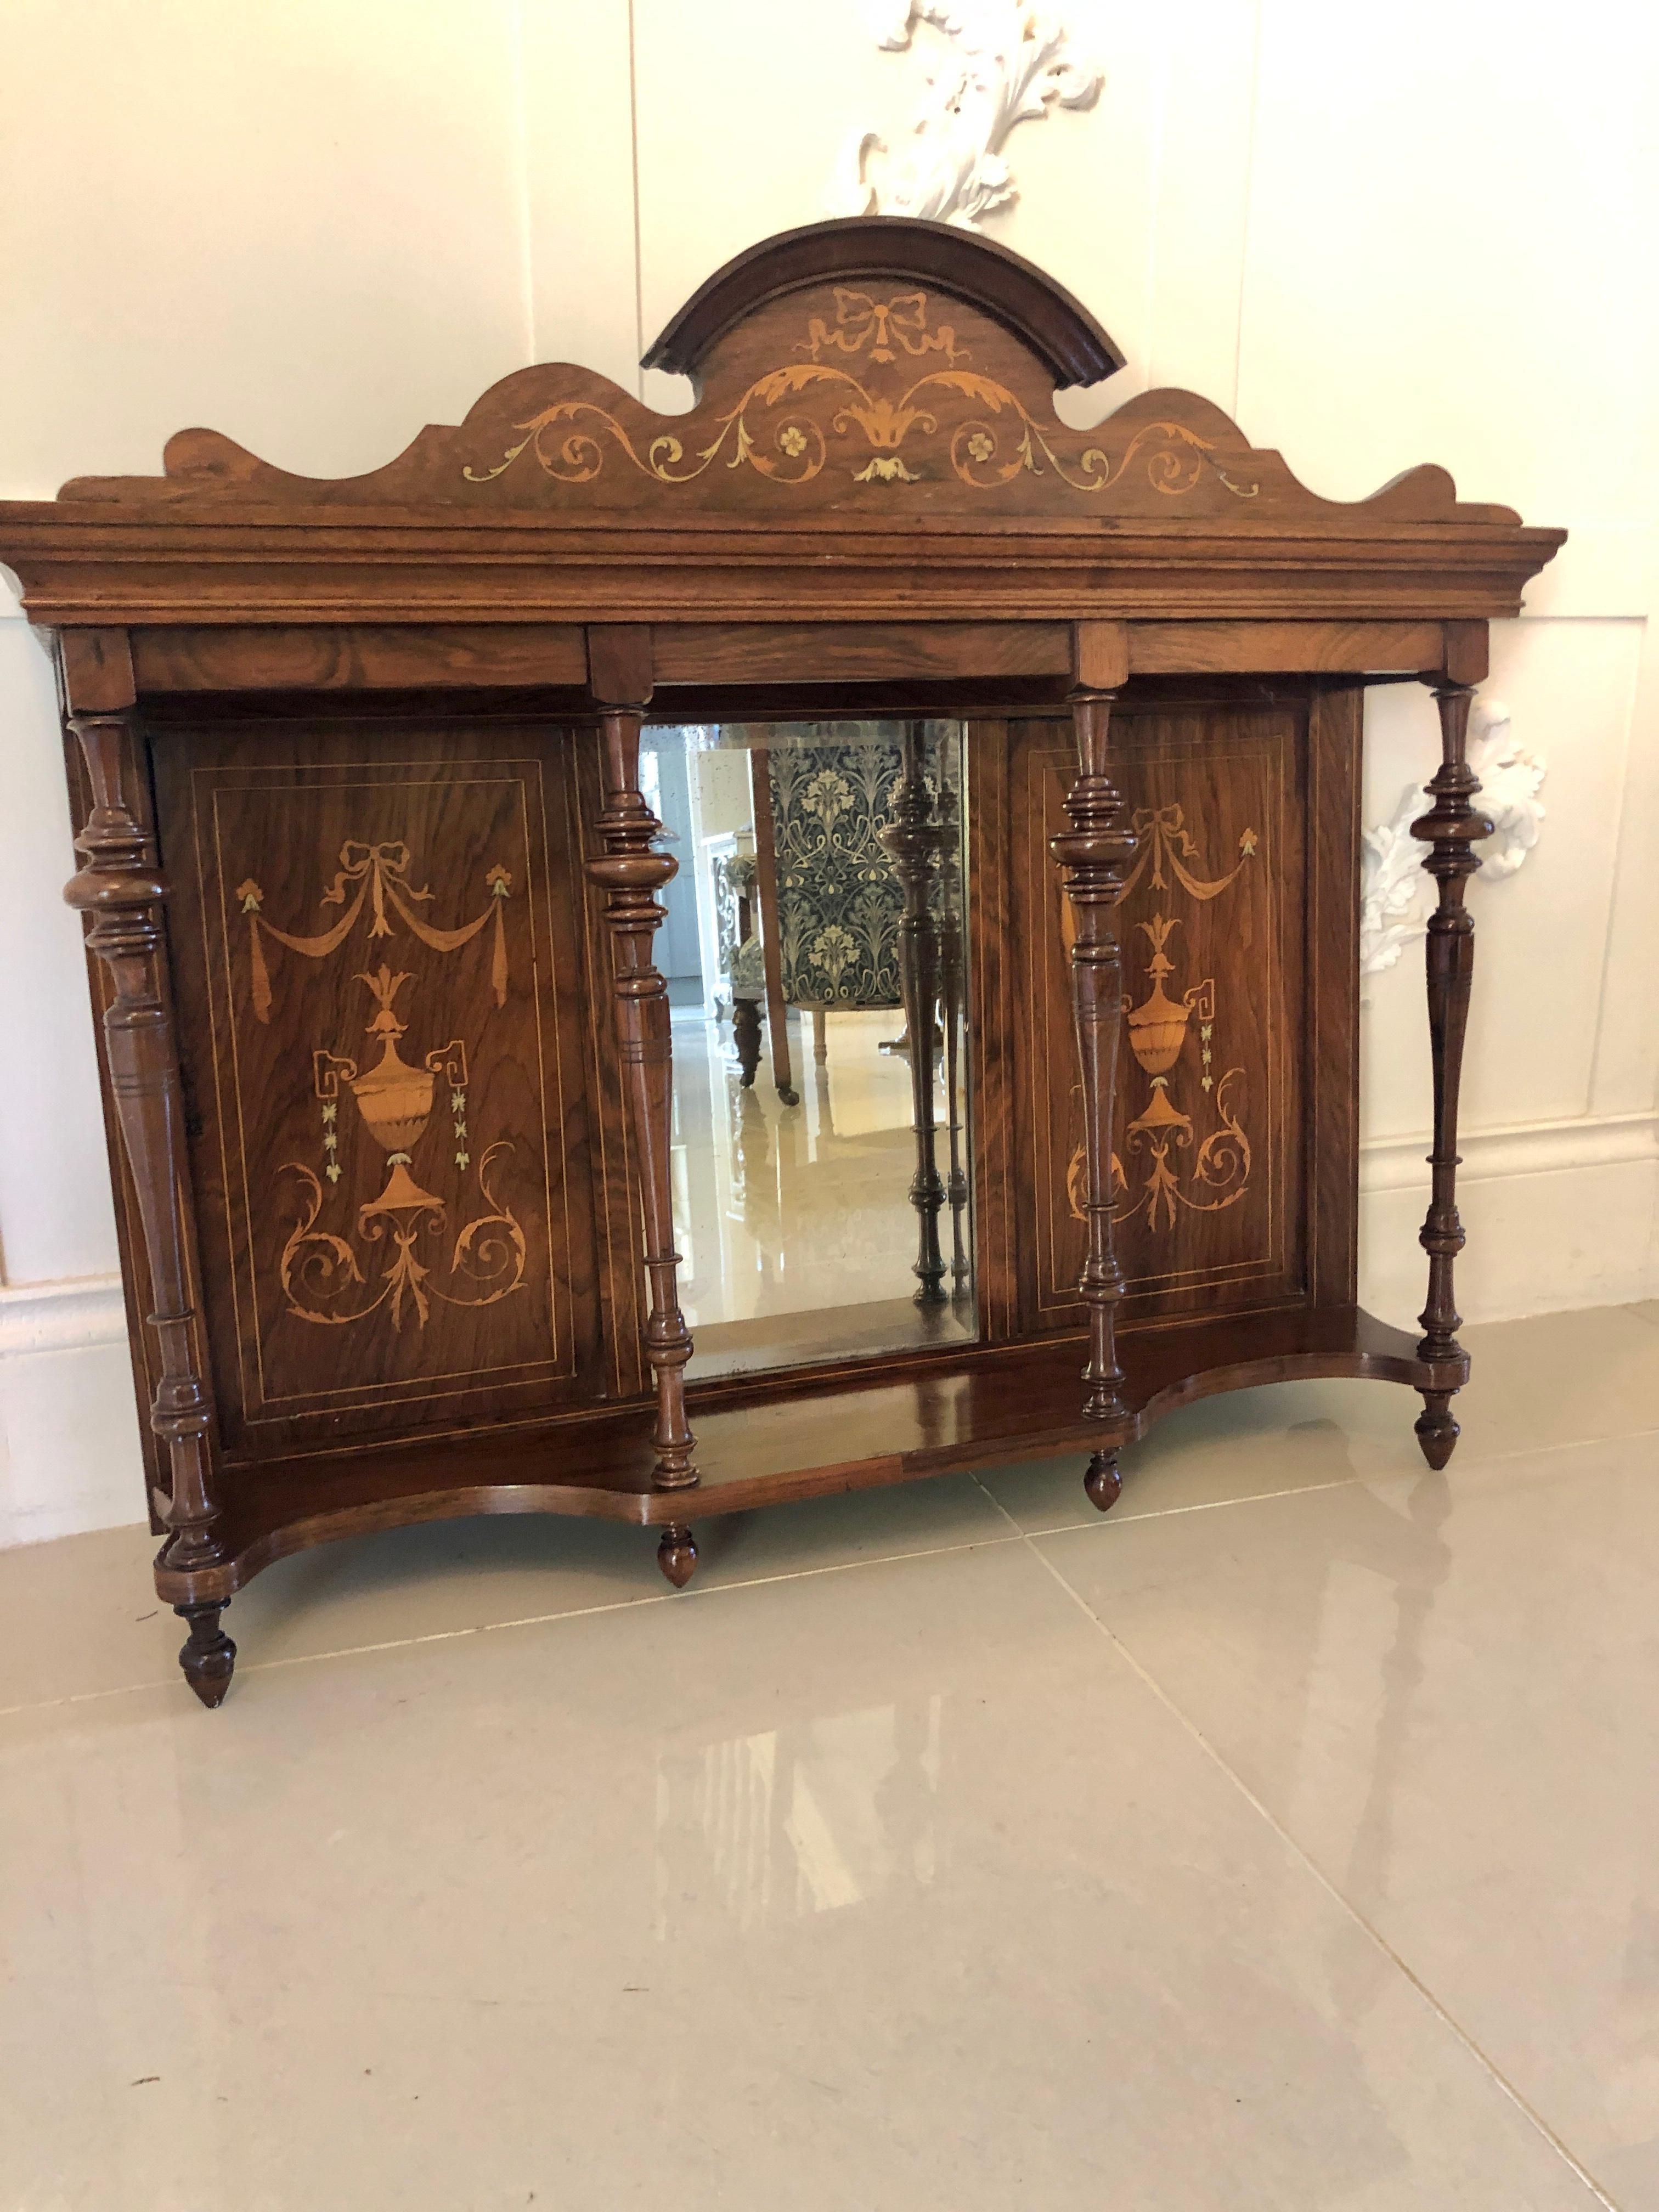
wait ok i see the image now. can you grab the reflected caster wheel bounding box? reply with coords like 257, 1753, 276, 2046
1083, 1451, 1122, 1514
657, 1525, 698, 1589
175, 1601, 236, 1708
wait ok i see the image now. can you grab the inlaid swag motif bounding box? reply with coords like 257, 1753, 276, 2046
465, 289, 1260, 500
234, 839, 528, 1331
238, 838, 510, 1024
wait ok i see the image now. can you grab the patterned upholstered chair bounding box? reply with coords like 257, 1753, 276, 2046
747, 725, 909, 1102
706, 724, 960, 1109
770, 733, 905, 995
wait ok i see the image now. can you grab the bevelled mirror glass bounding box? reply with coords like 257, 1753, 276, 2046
646, 719, 975, 1380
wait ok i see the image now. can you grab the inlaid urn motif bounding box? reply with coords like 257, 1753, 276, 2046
1126, 915, 1196, 1076
349, 966, 443, 1218
1065, 837, 1257, 1238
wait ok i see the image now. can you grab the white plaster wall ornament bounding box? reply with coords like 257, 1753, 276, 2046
1359, 699, 1547, 979
827, 3, 1102, 230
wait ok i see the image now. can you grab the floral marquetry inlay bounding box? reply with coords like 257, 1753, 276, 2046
236, 838, 528, 1334
1064, 806, 1261, 1236
464, 289, 1259, 504
1021, 707, 1299, 1335
47, 228, 1532, 540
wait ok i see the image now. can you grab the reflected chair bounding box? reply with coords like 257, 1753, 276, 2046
748, 727, 909, 1105
747, 724, 969, 1301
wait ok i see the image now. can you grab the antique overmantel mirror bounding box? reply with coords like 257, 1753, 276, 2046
0, 218, 1564, 1703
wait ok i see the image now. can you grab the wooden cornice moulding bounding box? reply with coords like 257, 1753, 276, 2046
0, 520, 1560, 629
0, 221, 1561, 631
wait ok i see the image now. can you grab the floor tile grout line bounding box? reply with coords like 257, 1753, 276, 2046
1429, 1420, 1659, 1470
980, 1414, 1659, 1545
969, 1468, 1028, 1534
1062, 1413, 1659, 1527
1018, 1472, 1367, 1538
1020, 1533, 1626, 2212
12, 1420, 1659, 1719
0, 1530, 1037, 1720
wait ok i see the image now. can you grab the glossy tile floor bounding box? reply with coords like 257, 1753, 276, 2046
5, 1303, 1659, 2207
672, 1006, 976, 1376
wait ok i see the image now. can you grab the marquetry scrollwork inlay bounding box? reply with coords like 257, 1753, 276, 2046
236, 840, 528, 1331
465, 290, 1257, 500
1065, 804, 1260, 1232
826, 4, 1102, 231
1360, 698, 1545, 977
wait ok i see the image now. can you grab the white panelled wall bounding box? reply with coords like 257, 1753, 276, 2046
1, 0, 1654, 1543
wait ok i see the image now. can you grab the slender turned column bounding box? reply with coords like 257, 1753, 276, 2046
748, 747, 797, 1106
583, 634, 697, 1496
878, 719, 949, 1305
1051, 630, 1138, 1493
1411, 669, 1493, 1469
937, 754, 970, 1301
64, 695, 233, 1706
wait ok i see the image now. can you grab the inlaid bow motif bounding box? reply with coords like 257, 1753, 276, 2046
795, 288, 964, 365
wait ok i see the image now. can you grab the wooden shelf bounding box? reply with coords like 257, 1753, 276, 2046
182, 1305, 1455, 1599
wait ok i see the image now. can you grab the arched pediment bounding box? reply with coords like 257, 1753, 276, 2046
641, 216, 1125, 391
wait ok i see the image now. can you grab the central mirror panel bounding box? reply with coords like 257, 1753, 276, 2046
647, 719, 977, 1381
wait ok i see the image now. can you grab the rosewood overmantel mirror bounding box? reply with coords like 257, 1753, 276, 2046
0, 217, 1564, 1704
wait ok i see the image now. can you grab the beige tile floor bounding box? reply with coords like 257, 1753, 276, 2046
672, 1006, 974, 1379
4, 1304, 1659, 2207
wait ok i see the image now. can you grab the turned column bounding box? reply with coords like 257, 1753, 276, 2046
1051, 625, 1138, 1509
583, 628, 698, 1503
60, 633, 233, 1707
878, 719, 949, 1305
936, 747, 970, 1301
748, 746, 798, 1107
1412, 629, 1494, 1469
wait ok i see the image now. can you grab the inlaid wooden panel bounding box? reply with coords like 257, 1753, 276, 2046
153, 721, 608, 1456
1007, 699, 1307, 1330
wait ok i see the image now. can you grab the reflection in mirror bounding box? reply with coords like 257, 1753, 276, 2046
647, 719, 975, 1380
